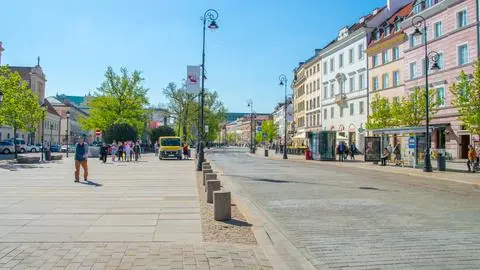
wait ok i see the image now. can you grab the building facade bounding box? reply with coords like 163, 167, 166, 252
403, 0, 479, 159
47, 97, 90, 144
304, 54, 323, 136
292, 64, 307, 147
42, 100, 62, 145
272, 99, 293, 146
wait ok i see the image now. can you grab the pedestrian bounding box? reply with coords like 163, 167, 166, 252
133, 142, 141, 161
337, 142, 345, 161
393, 143, 401, 166
381, 147, 389, 166
154, 141, 159, 158
350, 143, 356, 160
111, 143, 117, 162
100, 142, 108, 163
125, 142, 132, 162
183, 143, 189, 160
118, 142, 124, 161
74, 136, 89, 182
467, 145, 476, 172
129, 142, 134, 161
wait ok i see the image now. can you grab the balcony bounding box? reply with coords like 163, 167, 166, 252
335, 93, 347, 106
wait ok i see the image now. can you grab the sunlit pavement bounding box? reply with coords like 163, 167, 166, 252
208, 147, 480, 269
0, 154, 271, 269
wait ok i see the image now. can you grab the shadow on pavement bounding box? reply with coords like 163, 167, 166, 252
0, 163, 43, 171
80, 180, 103, 187
222, 218, 253, 227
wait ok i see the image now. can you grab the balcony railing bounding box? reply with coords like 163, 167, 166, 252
335, 93, 347, 106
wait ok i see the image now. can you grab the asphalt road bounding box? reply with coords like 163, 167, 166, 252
207, 147, 480, 270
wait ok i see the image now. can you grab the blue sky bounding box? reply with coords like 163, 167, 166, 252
1, 0, 386, 113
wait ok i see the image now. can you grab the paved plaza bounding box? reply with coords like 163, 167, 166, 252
209, 148, 480, 269
0, 154, 272, 269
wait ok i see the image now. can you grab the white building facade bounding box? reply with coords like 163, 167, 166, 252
304, 54, 323, 135
272, 100, 293, 145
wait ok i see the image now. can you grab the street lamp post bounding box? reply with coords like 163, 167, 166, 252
66, 111, 70, 158
196, 9, 219, 171
40, 100, 47, 162
50, 124, 53, 147
279, 74, 288, 160
412, 15, 441, 172
247, 99, 256, 154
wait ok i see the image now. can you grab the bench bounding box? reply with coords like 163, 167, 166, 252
16, 156, 40, 164
51, 155, 63, 161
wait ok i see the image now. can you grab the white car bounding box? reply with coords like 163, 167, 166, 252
27, 144, 42, 153
0, 141, 15, 154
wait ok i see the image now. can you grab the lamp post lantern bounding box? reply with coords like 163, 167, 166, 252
196, 9, 219, 171
279, 74, 288, 159
40, 100, 47, 162
412, 15, 441, 172
66, 111, 70, 158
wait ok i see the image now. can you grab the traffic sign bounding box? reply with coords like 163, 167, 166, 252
408, 137, 416, 149
95, 129, 101, 136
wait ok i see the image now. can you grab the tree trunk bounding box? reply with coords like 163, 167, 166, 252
13, 126, 18, 159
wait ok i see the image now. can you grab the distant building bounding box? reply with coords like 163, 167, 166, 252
55, 93, 92, 114
150, 108, 172, 129
272, 99, 293, 146
47, 97, 91, 144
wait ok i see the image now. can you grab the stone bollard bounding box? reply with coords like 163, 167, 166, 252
202, 165, 212, 171
202, 169, 213, 185
206, 180, 221, 203
202, 161, 210, 166
204, 173, 217, 187
214, 191, 231, 221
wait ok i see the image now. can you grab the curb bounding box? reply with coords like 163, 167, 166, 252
209, 160, 319, 270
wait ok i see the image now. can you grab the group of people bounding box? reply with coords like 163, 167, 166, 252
336, 142, 357, 161
381, 143, 402, 166
102, 141, 142, 163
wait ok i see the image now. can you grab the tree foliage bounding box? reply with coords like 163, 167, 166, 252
366, 94, 393, 130
103, 123, 137, 143
226, 133, 237, 145
450, 63, 480, 136
259, 120, 277, 143
0, 66, 42, 156
149, 126, 176, 143
80, 67, 150, 134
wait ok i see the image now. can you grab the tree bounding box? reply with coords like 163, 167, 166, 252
398, 87, 439, 127
450, 63, 480, 137
103, 123, 137, 143
259, 120, 278, 144
226, 133, 237, 145
149, 126, 176, 143
80, 67, 150, 134
203, 90, 227, 143
162, 82, 197, 142
0, 66, 42, 158
366, 93, 393, 130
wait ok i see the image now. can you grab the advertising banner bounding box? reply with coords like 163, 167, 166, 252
364, 136, 381, 162
186, 65, 201, 94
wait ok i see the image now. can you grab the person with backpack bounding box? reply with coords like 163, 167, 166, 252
74, 136, 89, 182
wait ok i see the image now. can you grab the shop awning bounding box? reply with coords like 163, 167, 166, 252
371, 124, 449, 135
293, 132, 306, 139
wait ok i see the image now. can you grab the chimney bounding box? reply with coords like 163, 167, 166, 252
0, 42, 4, 66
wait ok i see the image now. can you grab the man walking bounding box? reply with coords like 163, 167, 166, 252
74, 136, 89, 182
100, 142, 108, 163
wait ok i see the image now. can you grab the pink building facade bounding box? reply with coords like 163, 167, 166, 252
403, 0, 479, 159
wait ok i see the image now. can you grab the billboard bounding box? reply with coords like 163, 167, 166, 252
186, 65, 201, 94
364, 136, 381, 162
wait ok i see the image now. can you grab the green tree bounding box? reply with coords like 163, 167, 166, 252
203, 90, 227, 143
259, 120, 278, 144
103, 123, 137, 143
398, 87, 439, 126
162, 82, 197, 142
450, 63, 480, 137
226, 133, 237, 145
366, 93, 393, 130
149, 126, 176, 143
80, 67, 150, 134
0, 66, 42, 157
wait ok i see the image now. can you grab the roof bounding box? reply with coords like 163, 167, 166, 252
8, 66, 32, 81
44, 99, 61, 117
46, 97, 64, 106
56, 94, 90, 108
368, 2, 414, 46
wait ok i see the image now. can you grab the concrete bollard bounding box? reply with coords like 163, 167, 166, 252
214, 191, 231, 221
202, 169, 213, 185
202, 161, 210, 166
204, 173, 217, 187
202, 165, 212, 171
206, 180, 221, 203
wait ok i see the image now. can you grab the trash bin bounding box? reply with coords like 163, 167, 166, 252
45, 150, 51, 161
264, 148, 269, 157
305, 150, 312, 160
437, 154, 446, 171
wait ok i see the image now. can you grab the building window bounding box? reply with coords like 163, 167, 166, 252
349, 76, 355, 92
340, 106, 344, 117
317, 97, 320, 107
457, 10, 467, 28
385, 26, 391, 36
349, 48, 354, 64
359, 101, 364, 114
313, 81, 316, 91
392, 47, 400, 61
382, 73, 389, 89
409, 62, 417, 79
323, 62, 327, 74
339, 53, 344, 68
330, 58, 334, 72
437, 53, 444, 69
313, 99, 316, 109
330, 107, 334, 118
317, 113, 320, 126
324, 109, 327, 119
393, 71, 400, 87
395, 20, 401, 32
434, 21, 443, 38
372, 55, 379, 67
317, 63, 320, 72
437, 86, 445, 106
374, 30, 381, 40
409, 34, 416, 48
382, 50, 388, 64
330, 83, 334, 98
458, 44, 469, 66
317, 79, 320, 89
373, 77, 379, 91
350, 103, 354, 116
358, 44, 364, 60
324, 85, 328, 99
359, 73, 365, 89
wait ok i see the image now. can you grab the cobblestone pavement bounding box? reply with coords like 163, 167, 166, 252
209, 148, 480, 269
0, 154, 271, 269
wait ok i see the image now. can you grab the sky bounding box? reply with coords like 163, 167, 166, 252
1, 0, 386, 114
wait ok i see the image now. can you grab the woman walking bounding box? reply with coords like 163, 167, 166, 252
125, 142, 132, 162
118, 142, 124, 161
111, 143, 117, 162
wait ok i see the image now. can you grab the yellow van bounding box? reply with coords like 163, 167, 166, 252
159, 136, 182, 160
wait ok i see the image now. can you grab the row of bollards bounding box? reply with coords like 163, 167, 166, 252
201, 161, 231, 221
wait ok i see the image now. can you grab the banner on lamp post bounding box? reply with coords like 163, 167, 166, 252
186, 65, 201, 94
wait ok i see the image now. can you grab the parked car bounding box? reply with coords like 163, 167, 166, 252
50, 144, 61, 152
0, 141, 15, 154
4, 138, 27, 153
27, 144, 42, 153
